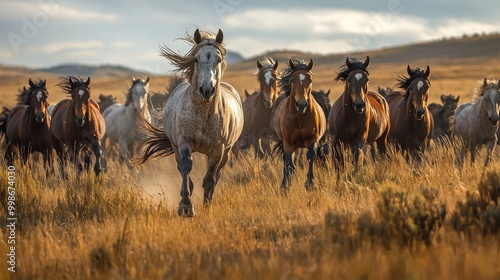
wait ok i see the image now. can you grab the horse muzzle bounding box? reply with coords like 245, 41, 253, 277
199, 86, 215, 103
263, 98, 273, 109
489, 116, 499, 126
75, 116, 86, 127
414, 109, 425, 120
352, 101, 366, 114
35, 112, 45, 123
295, 101, 308, 114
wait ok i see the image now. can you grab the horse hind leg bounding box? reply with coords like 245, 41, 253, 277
203, 147, 230, 205
178, 147, 195, 217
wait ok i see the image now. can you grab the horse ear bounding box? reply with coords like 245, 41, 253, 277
273, 60, 279, 70
407, 65, 412, 76
483, 77, 488, 88
257, 60, 262, 69
69, 77, 74, 87
308, 59, 314, 70
345, 57, 352, 68
325, 89, 330, 97
364, 56, 370, 68
132, 77, 137, 82
215, 29, 223, 44
29, 78, 34, 87
289, 59, 296, 70
194, 29, 202, 44
456, 96, 460, 103
43, 79, 46, 87
440, 95, 446, 104
23, 86, 27, 91
85, 77, 91, 86
424, 66, 431, 78
244, 89, 250, 98
145, 76, 150, 84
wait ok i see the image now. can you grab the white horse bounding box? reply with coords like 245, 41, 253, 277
102, 77, 151, 166
134, 29, 244, 217
453, 78, 500, 166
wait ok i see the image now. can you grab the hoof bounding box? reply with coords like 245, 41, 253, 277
304, 180, 316, 191
178, 203, 195, 217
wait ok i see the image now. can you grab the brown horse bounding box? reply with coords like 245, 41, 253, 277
428, 94, 459, 140
4, 79, 52, 166
51, 77, 106, 176
329, 57, 390, 171
271, 58, 326, 190
385, 65, 433, 161
97, 94, 117, 113
240, 57, 279, 158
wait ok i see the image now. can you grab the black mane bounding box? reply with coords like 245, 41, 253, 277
335, 58, 369, 82
279, 58, 313, 97
58, 76, 89, 96
396, 66, 430, 91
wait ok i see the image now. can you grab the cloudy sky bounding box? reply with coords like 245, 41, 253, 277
1, 0, 498, 73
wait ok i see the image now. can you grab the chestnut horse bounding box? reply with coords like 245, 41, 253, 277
329, 57, 390, 171
51, 77, 106, 176
271, 58, 326, 190
240, 57, 279, 158
4, 79, 52, 166
385, 65, 433, 161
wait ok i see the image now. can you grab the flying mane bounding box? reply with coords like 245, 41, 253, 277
279, 58, 313, 97
335, 58, 369, 82
159, 30, 227, 82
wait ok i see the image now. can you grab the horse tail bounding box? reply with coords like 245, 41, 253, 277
132, 113, 173, 165
0, 107, 11, 138
272, 140, 284, 159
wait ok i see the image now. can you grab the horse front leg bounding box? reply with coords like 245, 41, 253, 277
203, 147, 230, 205
178, 146, 194, 217
484, 140, 495, 167
92, 141, 103, 176
5, 142, 13, 166
305, 143, 317, 191
332, 136, 344, 173
351, 138, 363, 173
281, 150, 295, 191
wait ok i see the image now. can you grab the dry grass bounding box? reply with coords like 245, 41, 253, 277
1, 141, 500, 279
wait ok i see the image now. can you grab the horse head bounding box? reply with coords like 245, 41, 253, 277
130, 76, 150, 111
289, 58, 313, 114
69, 77, 91, 127
345, 56, 370, 114
399, 65, 431, 120
257, 58, 279, 108
441, 94, 459, 112
193, 29, 225, 103
481, 78, 500, 125
28, 78, 49, 123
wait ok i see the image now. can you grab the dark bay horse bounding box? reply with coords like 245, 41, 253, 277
97, 94, 117, 113
51, 77, 106, 176
329, 57, 390, 171
240, 57, 279, 158
428, 94, 459, 140
385, 65, 433, 161
271, 58, 326, 190
134, 29, 243, 217
4, 79, 52, 165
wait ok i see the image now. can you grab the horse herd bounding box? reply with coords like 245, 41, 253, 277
2, 28, 500, 217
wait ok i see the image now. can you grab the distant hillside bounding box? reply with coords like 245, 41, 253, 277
226, 50, 244, 64
37, 63, 148, 78
229, 34, 500, 72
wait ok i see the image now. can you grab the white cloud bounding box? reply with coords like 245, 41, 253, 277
111, 41, 132, 48
0, 1, 117, 21
40, 41, 104, 53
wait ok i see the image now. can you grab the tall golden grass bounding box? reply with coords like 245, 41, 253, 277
1, 140, 500, 280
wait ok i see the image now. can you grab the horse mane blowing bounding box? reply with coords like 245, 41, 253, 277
279, 58, 313, 97
335, 57, 370, 82
158, 29, 227, 81
396, 66, 431, 97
